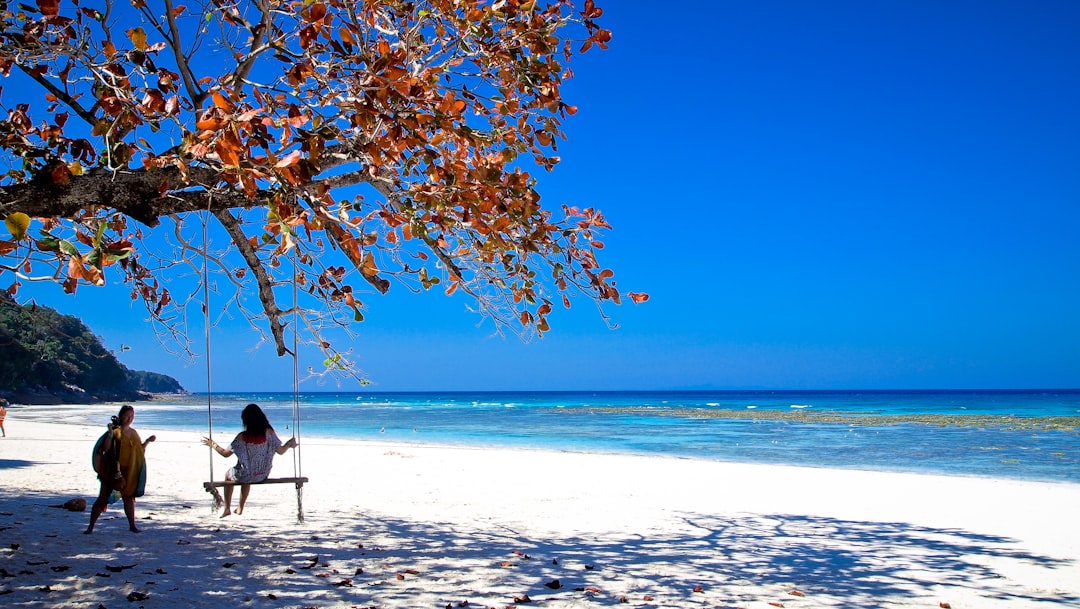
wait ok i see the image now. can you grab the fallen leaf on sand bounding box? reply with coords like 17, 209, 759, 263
285, 568, 296, 574
544, 579, 561, 589
334, 579, 353, 587
26, 560, 48, 566
940, 604, 952, 609
692, 585, 704, 593
405, 568, 420, 575
513, 594, 532, 603
177, 540, 191, 545
619, 596, 629, 603
585, 586, 601, 593
127, 591, 149, 601
396, 573, 406, 580
513, 551, 531, 559
789, 590, 805, 597
105, 564, 136, 572
500, 561, 515, 568
223, 562, 236, 568
584, 564, 595, 570
768, 603, 784, 608
643, 595, 654, 601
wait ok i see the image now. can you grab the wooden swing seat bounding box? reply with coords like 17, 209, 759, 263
203, 477, 309, 523
203, 477, 308, 490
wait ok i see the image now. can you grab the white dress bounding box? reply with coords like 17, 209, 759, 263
227, 430, 282, 483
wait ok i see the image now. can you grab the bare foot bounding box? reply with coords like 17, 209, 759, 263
220, 510, 231, 518
129, 526, 141, 533
83, 528, 93, 534
235, 508, 243, 515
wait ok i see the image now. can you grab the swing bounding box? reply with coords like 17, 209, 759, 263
198, 211, 308, 522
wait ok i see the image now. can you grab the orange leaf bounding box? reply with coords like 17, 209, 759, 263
196, 117, 224, 131
692, 585, 704, 593
215, 140, 240, 166
360, 251, 378, 277
211, 91, 235, 111
36, 0, 59, 17
628, 292, 649, 304
274, 150, 302, 168
128, 27, 147, 51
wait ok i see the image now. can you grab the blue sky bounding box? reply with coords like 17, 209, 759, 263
17, 0, 1080, 392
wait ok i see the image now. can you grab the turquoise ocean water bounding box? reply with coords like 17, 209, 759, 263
16, 390, 1080, 483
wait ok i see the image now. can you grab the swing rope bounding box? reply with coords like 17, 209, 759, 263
290, 250, 304, 521
202, 210, 222, 510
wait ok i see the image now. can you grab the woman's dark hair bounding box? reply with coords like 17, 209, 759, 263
241, 403, 273, 437
112, 404, 134, 426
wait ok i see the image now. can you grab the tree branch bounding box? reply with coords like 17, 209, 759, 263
212, 207, 289, 356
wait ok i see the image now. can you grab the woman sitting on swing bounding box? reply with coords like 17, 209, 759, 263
202, 403, 297, 517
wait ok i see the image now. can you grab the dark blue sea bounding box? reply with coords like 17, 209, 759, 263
16, 389, 1080, 483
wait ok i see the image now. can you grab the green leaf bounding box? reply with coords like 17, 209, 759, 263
103, 248, 132, 262
58, 239, 80, 256
35, 235, 60, 252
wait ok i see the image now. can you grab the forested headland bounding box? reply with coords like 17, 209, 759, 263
0, 293, 184, 404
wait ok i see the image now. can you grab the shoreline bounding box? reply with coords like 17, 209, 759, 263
2, 421, 1079, 608
8, 400, 1080, 485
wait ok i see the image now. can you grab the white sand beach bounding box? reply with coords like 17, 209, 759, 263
1, 419, 1078, 608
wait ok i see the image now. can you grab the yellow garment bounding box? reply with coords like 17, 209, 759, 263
113, 427, 145, 497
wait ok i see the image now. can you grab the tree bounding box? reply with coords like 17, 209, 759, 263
0, 0, 643, 379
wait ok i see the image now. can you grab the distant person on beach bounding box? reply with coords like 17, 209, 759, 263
85, 405, 156, 534
0, 398, 8, 437
202, 403, 297, 517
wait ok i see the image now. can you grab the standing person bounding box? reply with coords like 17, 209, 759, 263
85, 405, 156, 534
0, 398, 8, 437
202, 403, 297, 517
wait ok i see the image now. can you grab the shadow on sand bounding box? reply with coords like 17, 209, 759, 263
0, 487, 1076, 608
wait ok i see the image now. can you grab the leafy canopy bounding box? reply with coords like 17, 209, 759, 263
0, 0, 644, 377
